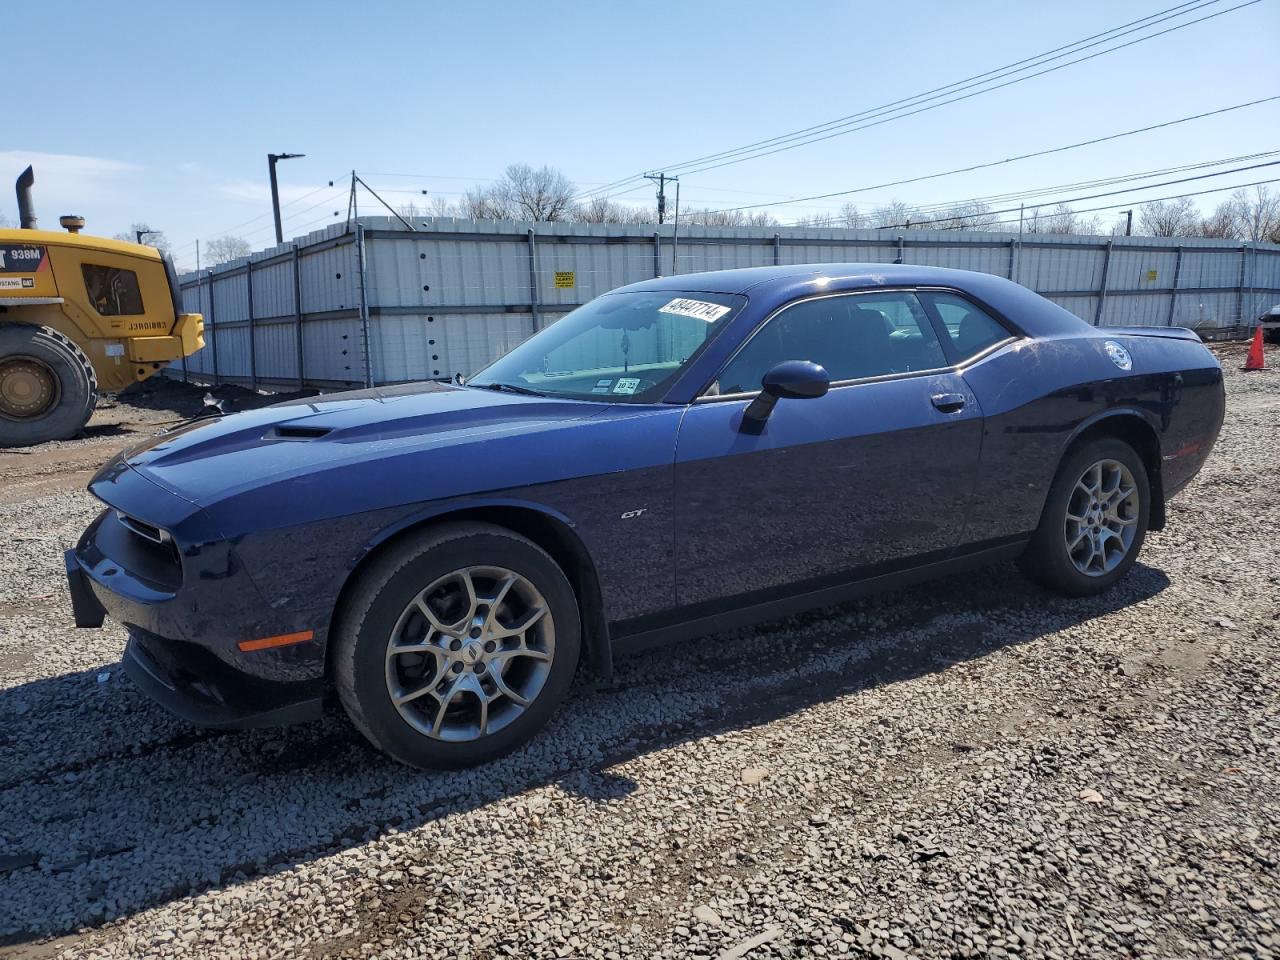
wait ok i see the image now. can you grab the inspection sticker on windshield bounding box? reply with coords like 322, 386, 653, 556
613, 378, 641, 395
658, 298, 731, 323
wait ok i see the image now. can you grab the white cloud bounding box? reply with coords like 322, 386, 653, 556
0, 151, 138, 203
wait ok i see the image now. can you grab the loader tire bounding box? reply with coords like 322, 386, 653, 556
0, 324, 98, 448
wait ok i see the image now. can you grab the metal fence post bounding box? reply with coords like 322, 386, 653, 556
773, 233, 782, 266
208, 269, 220, 385
246, 258, 257, 392
1167, 246, 1184, 326
292, 243, 305, 389
527, 229, 541, 332
355, 223, 373, 388
653, 231, 661, 278
1008, 239, 1016, 280
894, 235, 905, 264
1094, 239, 1114, 326
1236, 242, 1249, 329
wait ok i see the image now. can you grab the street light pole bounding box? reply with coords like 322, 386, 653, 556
268, 152, 306, 245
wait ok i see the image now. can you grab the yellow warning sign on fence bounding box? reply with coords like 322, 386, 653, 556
1147, 269, 1158, 282
554, 271, 575, 289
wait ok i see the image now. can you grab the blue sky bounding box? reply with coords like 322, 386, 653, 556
7, 0, 1278, 268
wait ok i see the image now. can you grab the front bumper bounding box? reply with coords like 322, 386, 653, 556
66, 546, 324, 729
122, 628, 322, 730
65, 466, 328, 730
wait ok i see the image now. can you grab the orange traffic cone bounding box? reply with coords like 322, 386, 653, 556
1243, 326, 1265, 371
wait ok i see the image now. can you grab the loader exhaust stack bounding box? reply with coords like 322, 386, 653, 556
16, 165, 37, 230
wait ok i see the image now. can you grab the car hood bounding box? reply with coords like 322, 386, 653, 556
112, 381, 607, 508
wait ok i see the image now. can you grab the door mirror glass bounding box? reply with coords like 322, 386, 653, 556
744, 360, 829, 423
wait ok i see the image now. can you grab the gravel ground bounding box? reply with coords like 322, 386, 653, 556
0, 347, 1276, 959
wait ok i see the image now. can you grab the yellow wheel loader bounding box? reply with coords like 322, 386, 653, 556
0, 166, 204, 446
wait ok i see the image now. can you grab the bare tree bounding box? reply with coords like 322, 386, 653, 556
427, 195, 456, 218
838, 202, 865, 228
465, 164, 577, 222
1199, 201, 1239, 239
460, 186, 512, 220
114, 222, 171, 254
680, 207, 778, 227
870, 201, 917, 229
205, 235, 252, 265
1138, 197, 1199, 237
1225, 185, 1280, 243
937, 201, 999, 232
574, 196, 654, 224
792, 212, 836, 228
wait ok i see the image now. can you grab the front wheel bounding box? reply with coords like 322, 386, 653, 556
1019, 437, 1150, 596
0, 324, 97, 447
333, 522, 581, 769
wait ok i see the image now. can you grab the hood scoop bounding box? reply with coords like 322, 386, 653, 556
270, 424, 333, 441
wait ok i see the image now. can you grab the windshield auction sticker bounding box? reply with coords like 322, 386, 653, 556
613, 378, 641, 395
658, 298, 731, 323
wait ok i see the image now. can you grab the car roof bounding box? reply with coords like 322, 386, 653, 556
617, 262, 991, 295
616, 262, 1092, 338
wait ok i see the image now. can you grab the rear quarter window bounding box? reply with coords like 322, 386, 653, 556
921, 291, 1011, 360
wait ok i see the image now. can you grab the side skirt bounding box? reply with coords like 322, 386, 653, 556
609, 539, 1028, 659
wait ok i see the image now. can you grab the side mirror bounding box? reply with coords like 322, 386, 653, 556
742, 360, 830, 424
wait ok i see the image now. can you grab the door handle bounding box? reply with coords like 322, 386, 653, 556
931, 392, 966, 413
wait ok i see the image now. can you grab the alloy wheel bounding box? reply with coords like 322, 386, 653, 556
1064, 458, 1140, 576
384, 565, 554, 741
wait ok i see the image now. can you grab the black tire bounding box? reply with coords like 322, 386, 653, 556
1018, 437, 1150, 597
1264, 328, 1280, 346
0, 324, 97, 447
333, 522, 581, 769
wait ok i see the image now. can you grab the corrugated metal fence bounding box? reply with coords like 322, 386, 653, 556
177, 217, 1280, 390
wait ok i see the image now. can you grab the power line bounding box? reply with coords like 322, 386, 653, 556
582, 0, 1258, 200
671, 1, 1262, 180
786, 150, 1280, 223
171, 180, 339, 255
682, 96, 1280, 218
939, 177, 1280, 231
864, 161, 1280, 230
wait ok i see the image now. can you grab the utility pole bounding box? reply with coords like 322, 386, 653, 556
268, 152, 306, 245
644, 172, 671, 224
1119, 209, 1133, 236
671, 178, 681, 275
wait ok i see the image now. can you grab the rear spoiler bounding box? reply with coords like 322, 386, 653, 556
1102, 325, 1202, 342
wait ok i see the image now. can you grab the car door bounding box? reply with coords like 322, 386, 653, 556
672, 289, 984, 609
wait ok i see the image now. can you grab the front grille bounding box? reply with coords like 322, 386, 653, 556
116, 511, 170, 545
97, 510, 183, 592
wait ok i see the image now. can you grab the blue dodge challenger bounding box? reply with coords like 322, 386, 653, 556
66, 264, 1225, 768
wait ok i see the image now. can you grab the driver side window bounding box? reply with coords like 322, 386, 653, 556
714, 291, 946, 395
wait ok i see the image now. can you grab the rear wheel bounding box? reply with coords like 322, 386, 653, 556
1019, 437, 1150, 596
333, 522, 581, 769
0, 324, 97, 447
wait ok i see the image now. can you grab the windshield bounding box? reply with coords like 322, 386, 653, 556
468, 290, 746, 402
